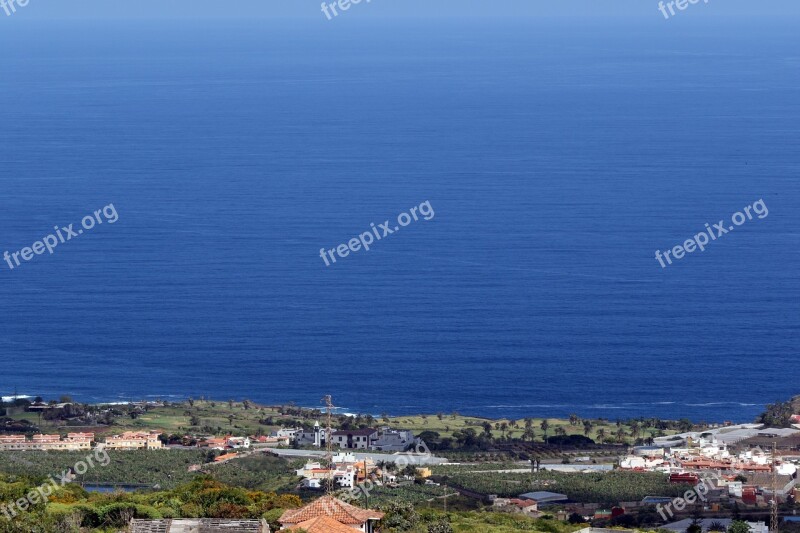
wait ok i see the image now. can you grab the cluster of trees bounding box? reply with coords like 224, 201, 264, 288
378, 501, 455, 533
0, 475, 302, 532
410, 414, 707, 452
758, 399, 796, 427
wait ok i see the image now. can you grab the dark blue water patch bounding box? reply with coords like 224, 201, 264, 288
0, 19, 798, 423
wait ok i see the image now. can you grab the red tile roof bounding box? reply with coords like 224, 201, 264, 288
279, 496, 384, 526
287, 516, 360, 533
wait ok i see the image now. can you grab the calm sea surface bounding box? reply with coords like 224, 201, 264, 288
1, 19, 798, 422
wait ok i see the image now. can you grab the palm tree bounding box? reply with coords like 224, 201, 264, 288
596, 428, 606, 442
540, 420, 550, 440
583, 420, 593, 437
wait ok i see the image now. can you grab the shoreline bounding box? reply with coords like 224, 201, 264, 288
3, 394, 783, 426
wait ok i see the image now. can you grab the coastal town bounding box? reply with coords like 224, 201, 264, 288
0, 395, 799, 532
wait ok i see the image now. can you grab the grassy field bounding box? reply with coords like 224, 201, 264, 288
6, 399, 681, 446
384, 413, 663, 444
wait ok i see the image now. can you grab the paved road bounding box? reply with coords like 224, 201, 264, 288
268, 448, 448, 465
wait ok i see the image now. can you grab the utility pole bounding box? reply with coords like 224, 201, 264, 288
322, 395, 335, 495
363, 459, 369, 509
771, 442, 779, 533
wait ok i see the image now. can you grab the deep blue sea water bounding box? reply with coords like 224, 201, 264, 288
1, 18, 798, 423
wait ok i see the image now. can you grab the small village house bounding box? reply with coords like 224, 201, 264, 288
278, 495, 383, 532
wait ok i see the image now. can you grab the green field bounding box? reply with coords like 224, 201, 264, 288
4, 399, 693, 449
438, 470, 691, 505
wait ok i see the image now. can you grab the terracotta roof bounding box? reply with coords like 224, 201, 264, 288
288, 516, 360, 533
279, 496, 384, 526
509, 498, 537, 507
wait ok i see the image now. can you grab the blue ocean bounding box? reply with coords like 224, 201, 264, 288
1, 17, 798, 422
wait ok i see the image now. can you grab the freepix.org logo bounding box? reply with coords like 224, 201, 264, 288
4, 204, 119, 271
319, 200, 434, 267
658, 0, 710, 20
321, 0, 371, 20
1, 0, 30, 17
0, 447, 111, 519
655, 199, 768, 269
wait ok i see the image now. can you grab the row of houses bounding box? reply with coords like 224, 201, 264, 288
197, 434, 293, 450
0, 432, 94, 451
290, 423, 417, 452
619, 425, 800, 508
0, 431, 163, 451
295, 452, 382, 490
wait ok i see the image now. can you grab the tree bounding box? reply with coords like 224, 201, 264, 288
583, 419, 593, 437
418, 431, 440, 444
686, 517, 703, 533
568, 512, 585, 524
728, 521, 750, 533
379, 501, 420, 531
569, 414, 579, 426
758, 400, 793, 427
708, 521, 727, 532
428, 520, 454, 533
482, 422, 493, 437
540, 420, 550, 440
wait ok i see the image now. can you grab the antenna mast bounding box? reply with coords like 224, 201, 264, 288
322, 395, 334, 495
771, 442, 779, 533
